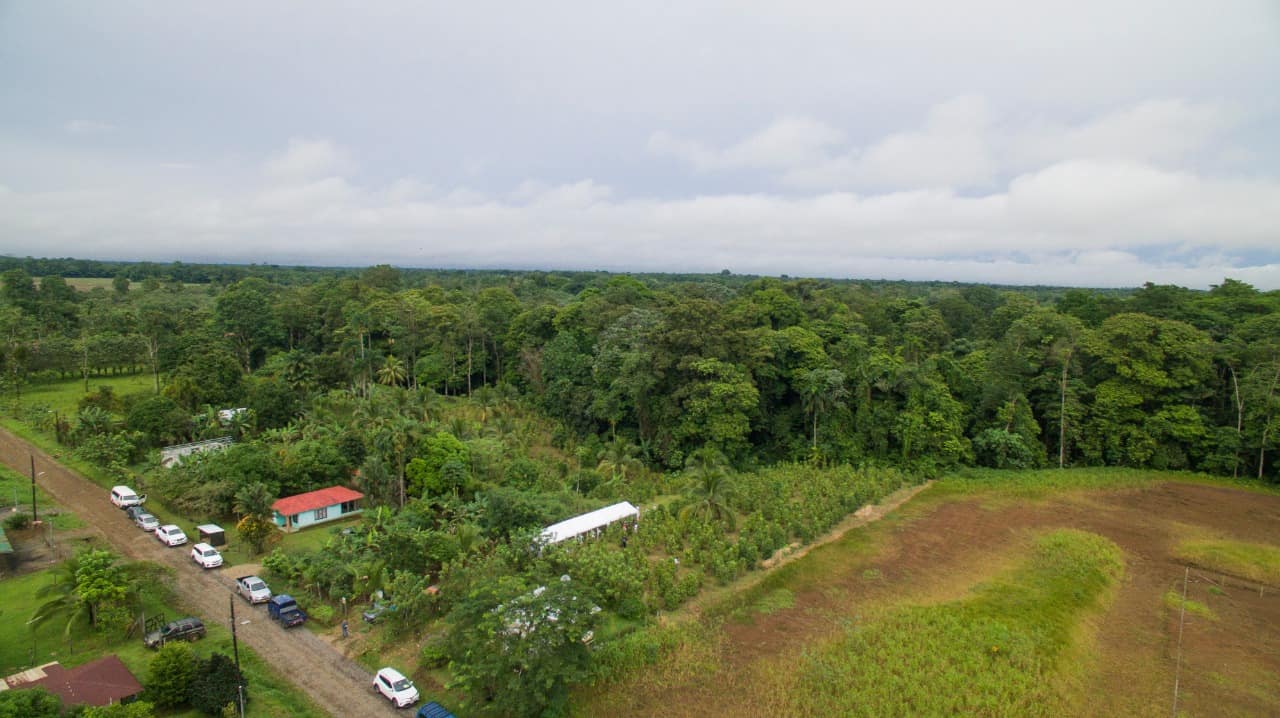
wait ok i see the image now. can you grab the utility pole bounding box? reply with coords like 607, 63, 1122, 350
229, 594, 246, 717
29, 454, 37, 523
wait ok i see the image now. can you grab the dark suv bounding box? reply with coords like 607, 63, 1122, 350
144, 617, 206, 648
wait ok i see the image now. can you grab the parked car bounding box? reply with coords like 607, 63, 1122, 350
110, 486, 145, 509
143, 617, 205, 648
124, 505, 148, 521
155, 524, 188, 546
416, 701, 455, 718
362, 600, 398, 624
373, 667, 419, 708
267, 594, 307, 628
133, 512, 160, 531
236, 575, 272, 604
190, 542, 223, 568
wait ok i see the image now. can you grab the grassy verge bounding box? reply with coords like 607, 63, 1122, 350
1174, 539, 1280, 585
773, 529, 1124, 716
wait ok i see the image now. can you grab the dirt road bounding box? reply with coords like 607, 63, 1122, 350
0, 427, 401, 718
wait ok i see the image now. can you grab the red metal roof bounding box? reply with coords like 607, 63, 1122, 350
4, 655, 143, 707
272, 486, 364, 516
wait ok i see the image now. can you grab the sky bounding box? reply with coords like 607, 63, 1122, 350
1, 1, 1278, 289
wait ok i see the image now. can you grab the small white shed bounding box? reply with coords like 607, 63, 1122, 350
538, 501, 639, 545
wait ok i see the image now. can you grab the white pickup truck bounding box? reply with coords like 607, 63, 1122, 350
236, 575, 272, 604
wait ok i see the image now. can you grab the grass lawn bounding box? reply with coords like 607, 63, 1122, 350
18, 373, 158, 417
0, 464, 82, 530
0, 563, 320, 717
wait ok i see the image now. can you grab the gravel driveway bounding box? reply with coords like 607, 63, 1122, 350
0, 427, 403, 718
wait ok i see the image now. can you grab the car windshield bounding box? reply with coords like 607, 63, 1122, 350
392, 679, 412, 691
248, 580, 264, 590
202, 549, 216, 556
139, 514, 154, 521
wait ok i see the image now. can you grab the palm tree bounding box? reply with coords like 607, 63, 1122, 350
376, 354, 407, 387
798, 368, 849, 449
679, 448, 736, 529
596, 438, 643, 485
30, 553, 91, 640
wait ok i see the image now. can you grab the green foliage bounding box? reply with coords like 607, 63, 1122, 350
148, 642, 198, 708
235, 514, 279, 556
80, 701, 156, 718
189, 652, 245, 716
0, 687, 62, 718
408, 431, 470, 497
447, 574, 601, 717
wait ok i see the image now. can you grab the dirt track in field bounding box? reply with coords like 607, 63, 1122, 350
602, 481, 1280, 718
0, 427, 401, 718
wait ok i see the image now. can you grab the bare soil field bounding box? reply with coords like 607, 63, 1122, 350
598, 481, 1280, 717
0, 427, 401, 718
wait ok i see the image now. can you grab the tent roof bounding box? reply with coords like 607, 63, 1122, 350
539, 501, 639, 545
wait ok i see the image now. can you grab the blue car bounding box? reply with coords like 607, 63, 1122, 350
416, 701, 454, 718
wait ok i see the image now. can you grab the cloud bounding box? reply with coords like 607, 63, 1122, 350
63, 120, 116, 135
1, 136, 1277, 289
656, 96, 1246, 193
262, 138, 352, 181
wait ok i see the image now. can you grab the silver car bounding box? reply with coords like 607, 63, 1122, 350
134, 512, 160, 531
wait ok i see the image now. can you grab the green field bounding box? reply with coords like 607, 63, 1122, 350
18, 373, 158, 417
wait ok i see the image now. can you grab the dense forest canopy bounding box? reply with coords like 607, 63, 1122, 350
1, 258, 1277, 481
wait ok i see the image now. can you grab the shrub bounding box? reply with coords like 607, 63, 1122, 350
4, 511, 31, 530
308, 603, 336, 626
148, 643, 197, 708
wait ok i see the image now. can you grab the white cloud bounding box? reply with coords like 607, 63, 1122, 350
658, 96, 1249, 193
1, 139, 1277, 288
262, 138, 352, 181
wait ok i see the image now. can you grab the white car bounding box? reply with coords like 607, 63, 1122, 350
110, 485, 145, 509
190, 543, 223, 569
373, 667, 419, 708
155, 524, 188, 547
134, 512, 160, 531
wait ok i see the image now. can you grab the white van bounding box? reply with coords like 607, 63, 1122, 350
110, 485, 145, 509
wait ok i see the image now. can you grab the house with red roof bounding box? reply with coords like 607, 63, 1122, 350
271, 486, 364, 533
2, 655, 144, 707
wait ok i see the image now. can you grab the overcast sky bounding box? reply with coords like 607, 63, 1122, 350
2, 1, 1278, 288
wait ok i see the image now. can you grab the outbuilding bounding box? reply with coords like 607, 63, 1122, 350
271, 486, 364, 533
196, 523, 226, 546
538, 501, 639, 546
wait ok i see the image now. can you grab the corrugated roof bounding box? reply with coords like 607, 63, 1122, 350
539, 501, 639, 545
272, 486, 364, 516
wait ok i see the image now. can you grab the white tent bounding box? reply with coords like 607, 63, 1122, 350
538, 501, 639, 545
